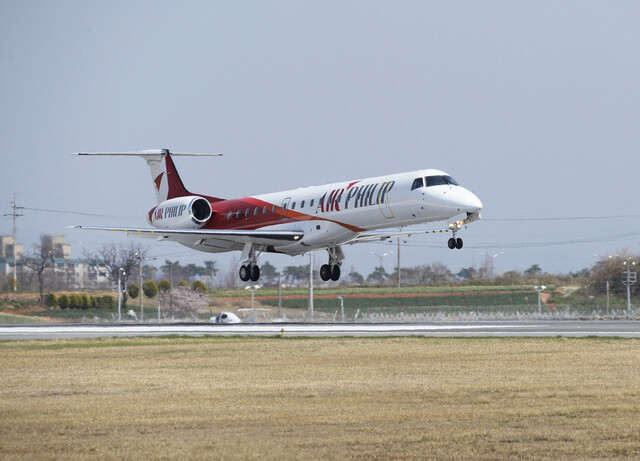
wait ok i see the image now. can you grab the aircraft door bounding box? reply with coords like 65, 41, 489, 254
280, 197, 291, 220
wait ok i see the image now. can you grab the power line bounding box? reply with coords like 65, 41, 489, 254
22, 207, 133, 218
485, 214, 640, 221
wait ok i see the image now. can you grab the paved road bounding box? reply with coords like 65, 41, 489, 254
2, 321, 640, 340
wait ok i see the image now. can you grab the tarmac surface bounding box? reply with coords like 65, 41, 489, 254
2, 320, 640, 340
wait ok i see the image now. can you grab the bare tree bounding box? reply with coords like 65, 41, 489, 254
21, 235, 56, 302
83, 242, 147, 304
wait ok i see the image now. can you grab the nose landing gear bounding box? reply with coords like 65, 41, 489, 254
447, 237, 463, 250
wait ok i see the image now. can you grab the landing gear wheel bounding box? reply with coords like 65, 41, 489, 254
455, 238, 463, 249
448, 238, 456, 250
239, 265, 250, 282
320, 264, 331, 281
330, 264, 341, 281
250, 264, 260, 282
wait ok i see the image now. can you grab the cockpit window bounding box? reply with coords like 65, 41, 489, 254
425, 175, 459, 187
425, 176, 447, 187
411, 177, 424, 190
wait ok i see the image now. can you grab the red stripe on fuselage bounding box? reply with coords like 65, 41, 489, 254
206, 197, 365, 232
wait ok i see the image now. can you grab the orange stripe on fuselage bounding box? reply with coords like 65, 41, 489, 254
206, 197, 365, 232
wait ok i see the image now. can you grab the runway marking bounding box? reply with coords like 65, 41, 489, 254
0, 323, 529, 336
2, 323, 640, 339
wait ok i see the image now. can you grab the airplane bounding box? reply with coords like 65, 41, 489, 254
73, 149, 483, 282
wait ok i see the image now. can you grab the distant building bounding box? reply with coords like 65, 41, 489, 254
42, 235, 71, 260
0, 235, 109, 290
0, 236, 23, 259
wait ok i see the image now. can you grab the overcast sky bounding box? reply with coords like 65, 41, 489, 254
1, 1, 639, 279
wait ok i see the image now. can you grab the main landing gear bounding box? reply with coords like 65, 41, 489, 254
239, 263, 260, 282
239, 243, 261, 282
319, 263, 340, 281
319, 246, 344, 282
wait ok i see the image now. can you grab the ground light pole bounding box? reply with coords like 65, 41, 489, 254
370, 251, 393, 282
337, 295, 345, 322
622, 259, 637, 319
308, 252, 314, 319
117, 268, 125, 323
534, 285, 546, 316
245, 285, 261, 310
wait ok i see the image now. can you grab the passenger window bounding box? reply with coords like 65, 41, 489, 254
254, 207, 259, 216
245, 208, 251, 217
310, 199, 314, 207
263, 206, 268, 214
235, 210, 242, 219
301, 200, 305, 208
227, 212, 233, 219
291, 202, 296, 210
272, 205, 277, 213
411, 177, 424, 190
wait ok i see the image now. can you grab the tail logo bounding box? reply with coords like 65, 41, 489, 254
154, 173, 164, 191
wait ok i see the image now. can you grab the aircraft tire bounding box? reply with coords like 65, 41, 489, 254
320, 264, 331, 281
330, 264, 341, 281
447, 238, 456, 249
250, 264, 260, 282
455, 238, 463, 249
239, 265, 250, 282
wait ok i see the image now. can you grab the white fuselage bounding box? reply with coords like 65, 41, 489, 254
180, 168, 482, 256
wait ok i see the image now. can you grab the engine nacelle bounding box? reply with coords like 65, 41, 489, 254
148, 196, 212, 229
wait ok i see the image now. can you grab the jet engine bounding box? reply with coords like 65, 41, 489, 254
148, 196, 212, 229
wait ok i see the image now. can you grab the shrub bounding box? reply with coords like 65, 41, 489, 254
58, 294, 70, 310
44, 293, 57, 308
128, 283, 140, 299
178, 280, 189, 288
81, 294, 90, 310
69, 294, 82, 309
143, 280, 158, 298
100, 295, 115, 309
191, 280, 207, 294
158, 280, 171, 293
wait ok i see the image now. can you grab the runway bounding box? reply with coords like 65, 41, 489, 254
2, 320, 640, 340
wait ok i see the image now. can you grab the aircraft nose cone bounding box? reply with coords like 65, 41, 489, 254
465, 192, 483, 213
448, 188, 483, 214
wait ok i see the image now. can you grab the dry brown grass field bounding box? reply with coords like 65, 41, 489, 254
1, 337, 640, 460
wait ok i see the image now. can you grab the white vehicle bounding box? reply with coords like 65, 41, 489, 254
74, 149, 482, 282
210, 312, 242, 324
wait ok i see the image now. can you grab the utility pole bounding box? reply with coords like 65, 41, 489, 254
397, 237, 401, 288
117, 268, 125, 323
3, 194, 23, 291
137, 250, 144, 322
308, 252, 314, 319
622, 260, 637, 319
277, 272, 282, 317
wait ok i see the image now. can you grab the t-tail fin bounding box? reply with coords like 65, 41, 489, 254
76, 149, 224, 204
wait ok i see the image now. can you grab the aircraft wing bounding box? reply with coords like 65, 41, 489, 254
70, 226, 304, 246
347, 226, 452, 244
348, 212, 481, 244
